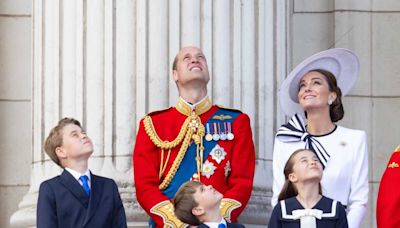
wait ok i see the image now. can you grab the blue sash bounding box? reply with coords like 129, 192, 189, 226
149, 108, 241, 227
162, 108, 240, 198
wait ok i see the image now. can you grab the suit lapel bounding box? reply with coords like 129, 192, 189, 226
82, 173, 103, 226
227, 222, 243, 228
59, 170, 90, 207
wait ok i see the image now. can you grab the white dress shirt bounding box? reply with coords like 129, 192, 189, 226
203, 218, 227, 228
65, 167, 91, 188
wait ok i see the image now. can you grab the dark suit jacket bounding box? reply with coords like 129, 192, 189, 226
198, 221, 246, 228
37, 170, 127, 228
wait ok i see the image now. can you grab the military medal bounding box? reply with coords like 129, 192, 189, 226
210, 144, 226, 164
220, 122, 227, 140
205, 123, 213, 141
202, 160, 216, 178
212, 122, 220, 141
227, 122, 234, 140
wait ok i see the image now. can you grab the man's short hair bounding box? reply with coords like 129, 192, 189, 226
44, 118, 82, 168
173, 181, 203, 225
172, 54, 179, 72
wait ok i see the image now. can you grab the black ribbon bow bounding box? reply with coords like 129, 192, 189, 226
276, 113, 330, 168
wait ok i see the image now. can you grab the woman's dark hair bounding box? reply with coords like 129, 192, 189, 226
278, 149, 322, 201
304, 69, 344, 122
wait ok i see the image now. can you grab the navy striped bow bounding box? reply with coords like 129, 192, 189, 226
276, 114, 330, 168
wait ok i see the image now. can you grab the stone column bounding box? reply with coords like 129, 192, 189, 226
10, 0, 141, 226
11, 0, 283, 227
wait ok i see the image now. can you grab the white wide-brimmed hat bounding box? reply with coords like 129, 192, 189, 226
279, 48, 360, 117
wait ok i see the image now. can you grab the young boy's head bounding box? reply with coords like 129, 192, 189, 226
44, 117, 93, 168
173, 181, 223, 225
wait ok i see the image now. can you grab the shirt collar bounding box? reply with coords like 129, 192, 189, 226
176, 96, 212, 116
203, 218, 226, 228
65, 167, 91, 181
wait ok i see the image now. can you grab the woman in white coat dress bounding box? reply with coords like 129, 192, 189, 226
271, 48, 368, 228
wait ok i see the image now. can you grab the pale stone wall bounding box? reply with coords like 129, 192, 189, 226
0, 1, 32, 228
289, 1, 400, 227
7, 0, 282, 227
2, 0, 400, 227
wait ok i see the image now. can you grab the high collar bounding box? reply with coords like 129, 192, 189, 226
176, 96, 212, 116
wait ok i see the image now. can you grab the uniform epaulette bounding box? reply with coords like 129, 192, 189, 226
395, 145, 400, 152
145, 107, 173, 117
217, 105, 242, 113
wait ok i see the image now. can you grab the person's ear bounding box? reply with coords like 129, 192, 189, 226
288, 172, 298, 183
55, 147, 67, 159
173, 70, 179, 82
329, 92, 337, 104
192, 206, 205, 217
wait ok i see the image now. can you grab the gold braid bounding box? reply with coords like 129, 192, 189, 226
143, 115, 190, 149
159, 128, 193, 189
143, 113, 205, 190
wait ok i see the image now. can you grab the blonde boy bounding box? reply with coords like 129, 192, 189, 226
37, 118, 127, 228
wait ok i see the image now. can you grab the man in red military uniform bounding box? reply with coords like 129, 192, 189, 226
133, 46, 255, 227
377, 145, 400, 228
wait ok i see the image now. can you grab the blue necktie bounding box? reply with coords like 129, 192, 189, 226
79, 175, 91, 196
218, 223, 226, 228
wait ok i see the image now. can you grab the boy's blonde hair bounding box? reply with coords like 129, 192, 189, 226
44, 118, 82, 168
173, 181, 203, 225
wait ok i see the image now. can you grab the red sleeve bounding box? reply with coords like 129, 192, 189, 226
133, 119, 169, 226
377, 151, 400, 228
219, 113, 255, 221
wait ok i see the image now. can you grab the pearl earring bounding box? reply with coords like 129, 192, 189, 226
328, 100, 333, 105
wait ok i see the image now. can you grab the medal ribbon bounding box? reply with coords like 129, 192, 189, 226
162, 108, 240, 198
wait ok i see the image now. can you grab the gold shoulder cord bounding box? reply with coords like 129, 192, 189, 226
220, 198, 242, 221
143, 112, 205, 190
150, 201, 186, 228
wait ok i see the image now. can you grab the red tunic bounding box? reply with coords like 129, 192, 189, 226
377, 148, 400, 228
133, 105, 255, 227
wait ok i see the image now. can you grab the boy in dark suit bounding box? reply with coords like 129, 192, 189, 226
37, 118, 127, 228
173, 181, 245, 228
